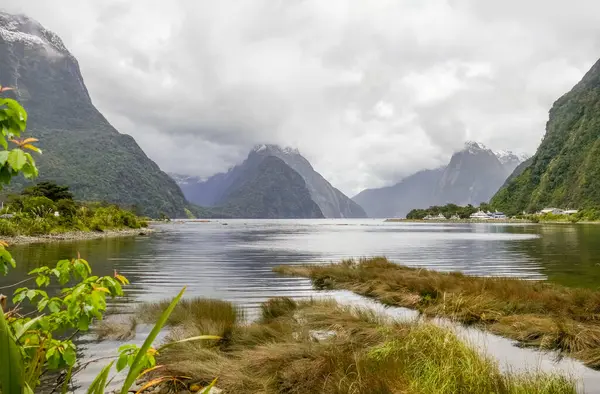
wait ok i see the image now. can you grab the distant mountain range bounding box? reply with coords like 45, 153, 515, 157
492, 57, 600, 215
353, 142, 528, 218
0, 12, 187, 217
172, 145, 366, 219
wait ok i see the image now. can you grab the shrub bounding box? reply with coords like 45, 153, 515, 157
0, 219, 18, 236
22, 196, 57, 215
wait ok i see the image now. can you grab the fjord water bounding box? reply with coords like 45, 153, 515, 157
4, 220, 600, 392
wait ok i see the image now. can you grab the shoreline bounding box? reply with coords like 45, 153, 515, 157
384, 218, 600, 224
2, 227, 156, 246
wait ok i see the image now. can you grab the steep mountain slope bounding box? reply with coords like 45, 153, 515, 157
174, 145, 367, 218
435, 142, 509, 206
0, 12, 187, 217
212, 156, 324, 218
492, 57, 600, 214
352, 142, 526, 218
253, 145, 366, 218
352, 168, 444, 218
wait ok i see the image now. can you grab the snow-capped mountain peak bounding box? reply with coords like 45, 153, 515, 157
0, 12, 69, 57
493, 149, 530, 165
463, 141, 493, 155
252, 144, 300, 155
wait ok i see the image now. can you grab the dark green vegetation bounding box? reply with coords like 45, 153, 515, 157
0, 12, 187, 217
0, 181, 147, 236
173, 144, 366, 219
185, 154, 325, 219
406, 203, 480, 219
207, 156, 324, 219
492, 58, 600, 215
125, 297, 574, 394
276, 257, 600, 369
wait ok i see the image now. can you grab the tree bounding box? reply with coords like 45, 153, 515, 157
22, 180, 74, 201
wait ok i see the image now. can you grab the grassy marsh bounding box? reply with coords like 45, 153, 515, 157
274, 257, 600, 369
134, 296, 575, 394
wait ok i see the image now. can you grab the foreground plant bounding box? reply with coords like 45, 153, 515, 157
0, 90, 138, 393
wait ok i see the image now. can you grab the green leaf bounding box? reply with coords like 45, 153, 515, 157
120, 287, 186, 394
116, 352, 129, 372
0, 305, 25, 394
87, 360, 114, 394
201, 378, 218, 394
21, 162, 38, 179
48, 300, 61, 313
36, 275, 46, 287
63, 346, 76, 366
14, 315, 44, 340
8, 149, 26, 171
0, 150, 8, 165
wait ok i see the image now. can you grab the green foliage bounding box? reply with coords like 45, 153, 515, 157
406, 203, 479, 219
22, 195, 56, 214
0, 200, 146, 236
0, 97, 40, 185
184, 207, 196, 219
22, 181, 74, 201
492, 59, 600, 214
1, 254, 129, 391
0, 302, 25, 394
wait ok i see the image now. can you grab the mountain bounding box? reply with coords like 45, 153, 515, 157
492, 57, 600, 215
0, 12, 187, 217
209, 156, 324, 218
434, 141, 511, 206
352, 168, 444, 218
494, 150, 530, 174
352, 142, 527, 218
174, 145, 367, 218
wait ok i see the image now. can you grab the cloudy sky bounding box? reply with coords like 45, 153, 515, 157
4, 0, 600, 195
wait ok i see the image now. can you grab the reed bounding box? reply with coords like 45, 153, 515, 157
274, 257, 600, 368
148, 297, 576, 394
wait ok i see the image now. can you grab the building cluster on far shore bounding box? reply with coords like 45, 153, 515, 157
420, 208, 580, 221
536, 208, 579, 216
423, 211, 508, 220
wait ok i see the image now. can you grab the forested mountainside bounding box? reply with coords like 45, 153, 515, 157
0, 12, 187, 217
492, 57, 600, 215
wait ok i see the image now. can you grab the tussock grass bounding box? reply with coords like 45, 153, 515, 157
148, 296, 575, 394
274, 257, 600, 368
94, 316, 137, 341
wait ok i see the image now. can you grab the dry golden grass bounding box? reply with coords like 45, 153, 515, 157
274, 257, 600, 368
147, 296, 575, 394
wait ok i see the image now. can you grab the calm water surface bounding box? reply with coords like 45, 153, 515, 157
4, 220, 600, 392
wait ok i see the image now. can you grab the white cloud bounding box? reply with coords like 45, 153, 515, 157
3, 0, 600, 195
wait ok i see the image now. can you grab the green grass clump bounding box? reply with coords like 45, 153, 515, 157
275, 257, 600, 369
141, 296, 576, 394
